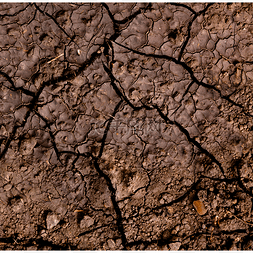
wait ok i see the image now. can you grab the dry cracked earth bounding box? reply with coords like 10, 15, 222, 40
1, 2, 253, 250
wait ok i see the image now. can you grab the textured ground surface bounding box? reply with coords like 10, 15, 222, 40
1, 2, 253, 250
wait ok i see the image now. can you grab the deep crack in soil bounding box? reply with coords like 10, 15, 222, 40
1, 2, 253, 250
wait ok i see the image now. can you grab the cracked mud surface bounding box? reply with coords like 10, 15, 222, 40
1, 3, 253, 250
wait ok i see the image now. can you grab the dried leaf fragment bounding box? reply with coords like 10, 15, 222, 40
193, 200, 207, 215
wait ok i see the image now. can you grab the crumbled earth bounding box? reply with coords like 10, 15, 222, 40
1, 3, 253, 250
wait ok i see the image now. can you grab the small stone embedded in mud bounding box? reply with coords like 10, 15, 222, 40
162, 228, 172, 240
80, 216, 94, 229
4, 184, 12, 191
169, 242, 181, 250
167, 206, 174, 214
107, 239, 116, 250
46, 213, 60, 229
193, 200, 207, 215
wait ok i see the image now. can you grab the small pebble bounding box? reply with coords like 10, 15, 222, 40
46, 213, 60, 229
107, 239, 116, 249
4, 184, 12, 191
232, 199, 237, 204
169, 242, 181, 250
193, 200, 207, 215
80, 216, 94, 229
167, 206, 174, 214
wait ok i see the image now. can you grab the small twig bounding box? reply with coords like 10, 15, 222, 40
47, 53, 64, 64
227, 210, 253, 226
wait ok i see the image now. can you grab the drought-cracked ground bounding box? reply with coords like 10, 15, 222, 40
1, 2, 253, 250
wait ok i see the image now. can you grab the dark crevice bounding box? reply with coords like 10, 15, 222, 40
78, 223, 116, 237
103, 56, 225, 177
113, 40, 253, 118
0, 236, 76, 250
34, 3, 77, 47
1, 3, 253, 250
152, 178, 202, 211
34, 110, 63, 165
234, 158, 253, 197
91, 155, 127, 249
0, 70, 35, 97
155, 106, 225, 177
0, 4, 30, 19
170, 3, 196, 15
103, 63, 144, 111
177, 3, 214, 61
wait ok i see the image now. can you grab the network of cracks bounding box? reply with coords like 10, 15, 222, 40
1, 3, 253, 250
